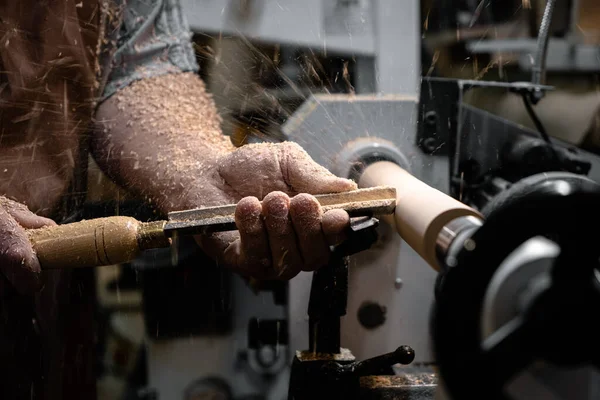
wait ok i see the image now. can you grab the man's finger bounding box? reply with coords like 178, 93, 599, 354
196, 231, 249, 277
0, 197, 56, 229
322, 209, 350, 247
235, 196, 272, 277
262, 191, 303, 280
7, 208, 56, 229
278, 142, 357, 194
0, 207, 42, 296
289, 194, 330, 271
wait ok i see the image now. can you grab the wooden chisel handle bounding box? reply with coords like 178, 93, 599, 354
27, 217, 169, 270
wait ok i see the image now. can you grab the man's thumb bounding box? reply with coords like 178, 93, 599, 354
279, 142, 357, 194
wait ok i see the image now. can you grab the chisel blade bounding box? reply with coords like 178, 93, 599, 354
163, 186, 397, 237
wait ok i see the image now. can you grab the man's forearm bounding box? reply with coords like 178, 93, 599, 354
92, 72, 236, 213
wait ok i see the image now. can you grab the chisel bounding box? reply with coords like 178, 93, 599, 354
26, 187, 396, 270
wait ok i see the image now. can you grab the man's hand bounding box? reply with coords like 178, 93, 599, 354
0, 197, 55, 296
93, 73, 356, 280
196, 142, 357, 280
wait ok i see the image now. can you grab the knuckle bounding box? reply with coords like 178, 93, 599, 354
280, 141, 302, 153
3, 247, 26, 266
236, 196, 261, 212
276, 249, 298, 268
241, 235, 270, 260
235, 197, 262, 228
323, 208, 349, 219
303, 255, 329, 271
263, 191, 289, 204
322, 209, 350, 234
291, 193, 314, 203
3, 245, 35, 272
0, 250, 40, 294
276, 267, 300, 281
263, 192, 290, 220
244, 257, 273, 279
290, 193, 320, 215
311, 249, 330, 265
241, 221, 264, 237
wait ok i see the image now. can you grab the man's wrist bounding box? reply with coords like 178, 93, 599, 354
153, 157, 232, 214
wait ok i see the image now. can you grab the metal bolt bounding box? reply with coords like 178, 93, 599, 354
422, 137, 437, 152
394, 278, 403, 289
257, 345, 277, 367
424, 110, 437, 126
464, 238, 476, 251
445, 256, 458, 267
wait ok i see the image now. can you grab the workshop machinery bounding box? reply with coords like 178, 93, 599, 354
75, 79, 600, 400
69, 112, 600, 400
280, 0, 600, 396
433, 171, 600, 400
281, 88, 600, 399
465, 0, 600, 73
91, 1, 600, 399
181, 0, 420, 96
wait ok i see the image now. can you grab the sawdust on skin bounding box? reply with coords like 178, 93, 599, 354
289, 193, 329, 271
321, 209, 350, 245
93, 72, 235, 212
261, 191, 295, 275
217, 141, 357, 199
93, 72, 356, 213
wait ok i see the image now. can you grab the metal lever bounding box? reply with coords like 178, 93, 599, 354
351, 345, 415, 376
321, 345, 415, 377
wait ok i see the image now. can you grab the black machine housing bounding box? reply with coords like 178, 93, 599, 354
417, 77, 600, 210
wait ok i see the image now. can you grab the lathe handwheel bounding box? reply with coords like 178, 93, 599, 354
432, 172, 600, 400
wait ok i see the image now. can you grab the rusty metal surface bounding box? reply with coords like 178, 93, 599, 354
295, 347, 356, 362
359, 372, 438, 400
360, 373, 437, 388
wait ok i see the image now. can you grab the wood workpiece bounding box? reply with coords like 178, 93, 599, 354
359, 161, 483, 270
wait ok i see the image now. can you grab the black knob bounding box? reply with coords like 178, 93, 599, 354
357, 301, 386, 329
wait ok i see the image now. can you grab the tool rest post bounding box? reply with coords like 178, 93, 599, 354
307, 252, 349, 354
